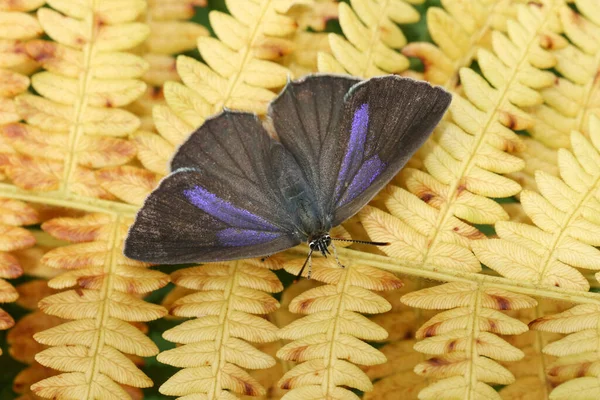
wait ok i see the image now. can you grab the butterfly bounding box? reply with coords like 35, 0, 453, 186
124, 74, 452, 278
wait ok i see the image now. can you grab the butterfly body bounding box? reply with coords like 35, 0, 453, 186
124, 74, 451, 266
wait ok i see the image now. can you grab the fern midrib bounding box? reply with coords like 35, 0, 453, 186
536, 169, 600, 287
443, 0, 507, 90
323, 262, 352, 395
359, 0, 390, 77
291, 246, 600, 306
0, 183, 138, 216
61, 0, 98, 196
215, 0, 271, 112
464, 288, 482, 399
532, 305, 550, 398
209, 261, 238, 399
575, 48, 600, 133
420, 3, 556, 269
84, 216, 119, 399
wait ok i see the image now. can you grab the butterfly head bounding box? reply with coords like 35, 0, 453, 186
308, 233, 331, 257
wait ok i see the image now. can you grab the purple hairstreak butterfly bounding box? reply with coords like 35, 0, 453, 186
124, 74, 452, 278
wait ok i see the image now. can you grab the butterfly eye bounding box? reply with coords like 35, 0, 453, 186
309, 241, 317, 250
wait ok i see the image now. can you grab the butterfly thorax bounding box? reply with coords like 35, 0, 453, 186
308, 233, 331, 257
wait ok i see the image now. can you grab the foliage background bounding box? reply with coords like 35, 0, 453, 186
1, 0, 599, 399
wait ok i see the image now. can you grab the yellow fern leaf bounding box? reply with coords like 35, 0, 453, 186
31, 214, 168, 399
318, 0, 415, 77
528, 0, 600, 148
0, 0, 149, 212
473, 116, 600, 291
402, 282, 536, 399
529, 303, 600, 399
0, 198, 40, 353
282, 31, 331, 78
127, 0, 208, 136
360, 1, 563, 278
276, 249, 402, 399
0, 1, 42, 182
158, 256, 284, 398
135, 0, 302, 177
506, 136, 559, 194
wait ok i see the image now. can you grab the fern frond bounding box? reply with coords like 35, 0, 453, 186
473, 116, 600, 291
0, 1, 43, 182
494, 300, 569, 399
277, 250, 402, 399
288, 0, 338, 31
8, 310, 63, 365
506, 136, 559, 193
362, 341, 427, 399
283, 31, 330, 78
136, 0, 298, 176
528, 0, 600, 148
0, 0, 149, 212
127, 0, 208, 133
402, 282, 536, 399
157, 256, 283, 398
402, 0, 520, 89
360, 278, 432, 399
30, 213, 168, 399
529, 303, 600, 399
317, 0, 418, 77
360, 1, 563, 277
0, 199, 40, 353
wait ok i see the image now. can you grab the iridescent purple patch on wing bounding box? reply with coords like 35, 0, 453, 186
217, 228, 281, 246
335, 103, 369, 200
184, 186, 278, 231
338, 155, 386, 206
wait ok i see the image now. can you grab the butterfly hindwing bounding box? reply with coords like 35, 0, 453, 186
269, 75, 361, 223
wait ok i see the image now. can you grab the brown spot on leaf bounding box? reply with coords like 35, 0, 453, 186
421, 193, 434, 203
456, 184, 466, 195
488, 319, 497, 332
577, 362, 591, 377
540, 34, 554, 49
2, 123, 26, 139
26, 41, 56, 62
528, 1, 543, 7
77, 275, 101, 289
424, 324, 438, 337
489, 294, 510, 310
447, 340, 457, 351
74, 288, 84, 297
503, 112, 518, 130
287, 345, 308, 361
243, 381, 256, 395
427, 357, 450, 366
298, 298, 315, 313
281, 379, 292, 390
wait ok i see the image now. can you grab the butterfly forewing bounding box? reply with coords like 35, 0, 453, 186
329, 76, 452, 225
124, 112, 304, 264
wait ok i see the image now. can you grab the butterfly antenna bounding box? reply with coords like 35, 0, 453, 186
331, 238, 390, 246
294, 248, 314, 283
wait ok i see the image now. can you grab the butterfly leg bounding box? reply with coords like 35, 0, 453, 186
329, 241, 345, 269
260, 254, 272, 262
294, 248, 314, 282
